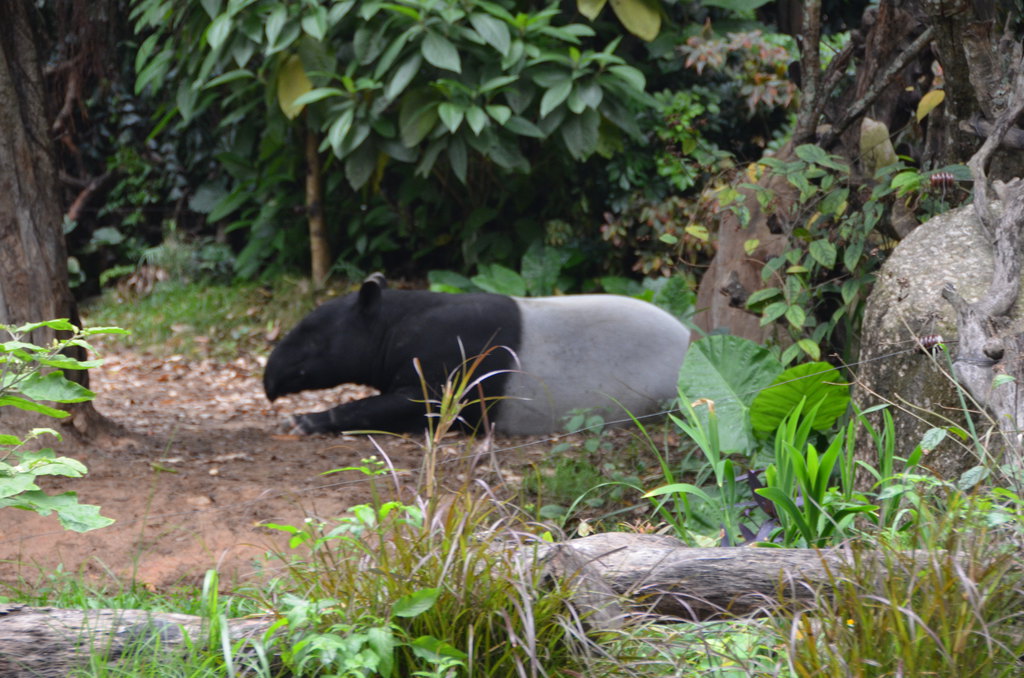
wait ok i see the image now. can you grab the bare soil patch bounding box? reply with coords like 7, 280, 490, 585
0, 351, 549, 590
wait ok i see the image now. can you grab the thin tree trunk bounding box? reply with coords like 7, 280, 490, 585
305, 115, 330, 288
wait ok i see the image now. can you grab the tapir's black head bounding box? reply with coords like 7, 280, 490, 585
263, 274, 386, 401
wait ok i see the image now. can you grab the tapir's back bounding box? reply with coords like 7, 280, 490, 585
496, 295, 690, 434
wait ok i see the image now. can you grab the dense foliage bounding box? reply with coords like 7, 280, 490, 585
44, 0, 798, 288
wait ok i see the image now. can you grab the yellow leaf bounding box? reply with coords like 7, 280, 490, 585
277, 54, 312, 120
685, 223, 709, 241
743, 238, 759, 255
577, 0, 608, 21
609, 0, 661, 42
916, 89, 945, 123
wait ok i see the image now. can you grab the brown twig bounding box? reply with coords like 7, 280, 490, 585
64, 171, 113, 224
819, 26, 935, 148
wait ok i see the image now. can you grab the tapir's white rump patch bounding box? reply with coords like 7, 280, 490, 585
496, 295, 690, 435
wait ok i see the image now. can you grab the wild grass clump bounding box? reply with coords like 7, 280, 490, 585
783, 488, 1024, 678
260, 477, 593, 677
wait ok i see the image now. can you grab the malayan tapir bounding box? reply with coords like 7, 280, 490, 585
263, 274, 691, 435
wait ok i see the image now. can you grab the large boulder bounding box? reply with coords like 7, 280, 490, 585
854, 202, 1015, 483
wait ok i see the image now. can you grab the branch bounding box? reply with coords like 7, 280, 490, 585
793, 0, 822, 145
64, 171, 113, 224
943, 53, 1024, 460
819, 26, 935, 148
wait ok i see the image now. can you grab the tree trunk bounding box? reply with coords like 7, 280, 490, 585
305, 116, 331, 288
0, 1, 108, 437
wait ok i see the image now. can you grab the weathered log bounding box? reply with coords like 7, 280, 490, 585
534, 533, 849, 620
0, 533, 861, 676
0, 604, 275, 677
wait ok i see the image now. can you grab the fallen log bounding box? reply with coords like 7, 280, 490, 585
0, 533, 880, 676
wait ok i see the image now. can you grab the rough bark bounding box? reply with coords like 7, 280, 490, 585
0, 2, 122, 442
940, 53, 1024, 472
693, 152, 793, 339
0, 532, 949, 676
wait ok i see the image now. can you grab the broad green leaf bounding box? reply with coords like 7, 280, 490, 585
471, 264, 526, 296
469, 13, 510, 56
399, 91, 439, 147
428, 269, 475, 293
607, 64, 645, 93
20, 453, 87, 478
393, 588, 440, 618
486, 104, 511, 125
276, 54, 312, 120
539, 79, 572, 118
794, 144, 846, 171
678, 335, 783, 453
578, 0, 608, 19
521, 241, 568, 296
465, 106, 487, 135
367, 626, 396, 678
207, 13, 232, 50
410, 634, 468, 661
327, 108, 355, 157
344, 143, 377, 190
300, 6, 328, 41
745, 287, 779, 308
919, 427, 947, 451
11, 319, 76, 334
265, 5, 287, 47
421, 32, 461, 72
916, 89, 945, 122
385, 53, 421, 101
684, 224, 708, 241
204, 69, 255, 88
559, 108, 599, 160
448, 135, 467, 184
609, 0, 661, 41
504, 116, 544, 138
760, 301, 788, 325
6, 491, 115, 532
749, 362, 850, 433
993, 373, 1016, 387
438, 102, 465, 133
290, 87, 344, 107
796, 338, 821, 360
785, 304, 805, 329
808, 239, 837, 268
0, 475, 39, 499
0, 395, 69, 418
16, 372, 95, 403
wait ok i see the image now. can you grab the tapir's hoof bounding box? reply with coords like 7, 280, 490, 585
286, 415, 313, 435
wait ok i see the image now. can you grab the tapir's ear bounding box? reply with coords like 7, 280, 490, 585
358, 272, 386, 310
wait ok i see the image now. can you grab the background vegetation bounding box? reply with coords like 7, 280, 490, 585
6, 0, 1024, 675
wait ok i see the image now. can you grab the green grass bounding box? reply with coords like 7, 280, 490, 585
81, 277, 349, 359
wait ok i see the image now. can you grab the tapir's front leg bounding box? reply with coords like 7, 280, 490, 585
290, 390, 427, 434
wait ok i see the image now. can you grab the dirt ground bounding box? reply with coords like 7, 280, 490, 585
0, 350, 552, 591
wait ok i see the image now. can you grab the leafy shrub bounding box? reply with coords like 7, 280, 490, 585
0, 320, 123, 532
131, 0, 655, 278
